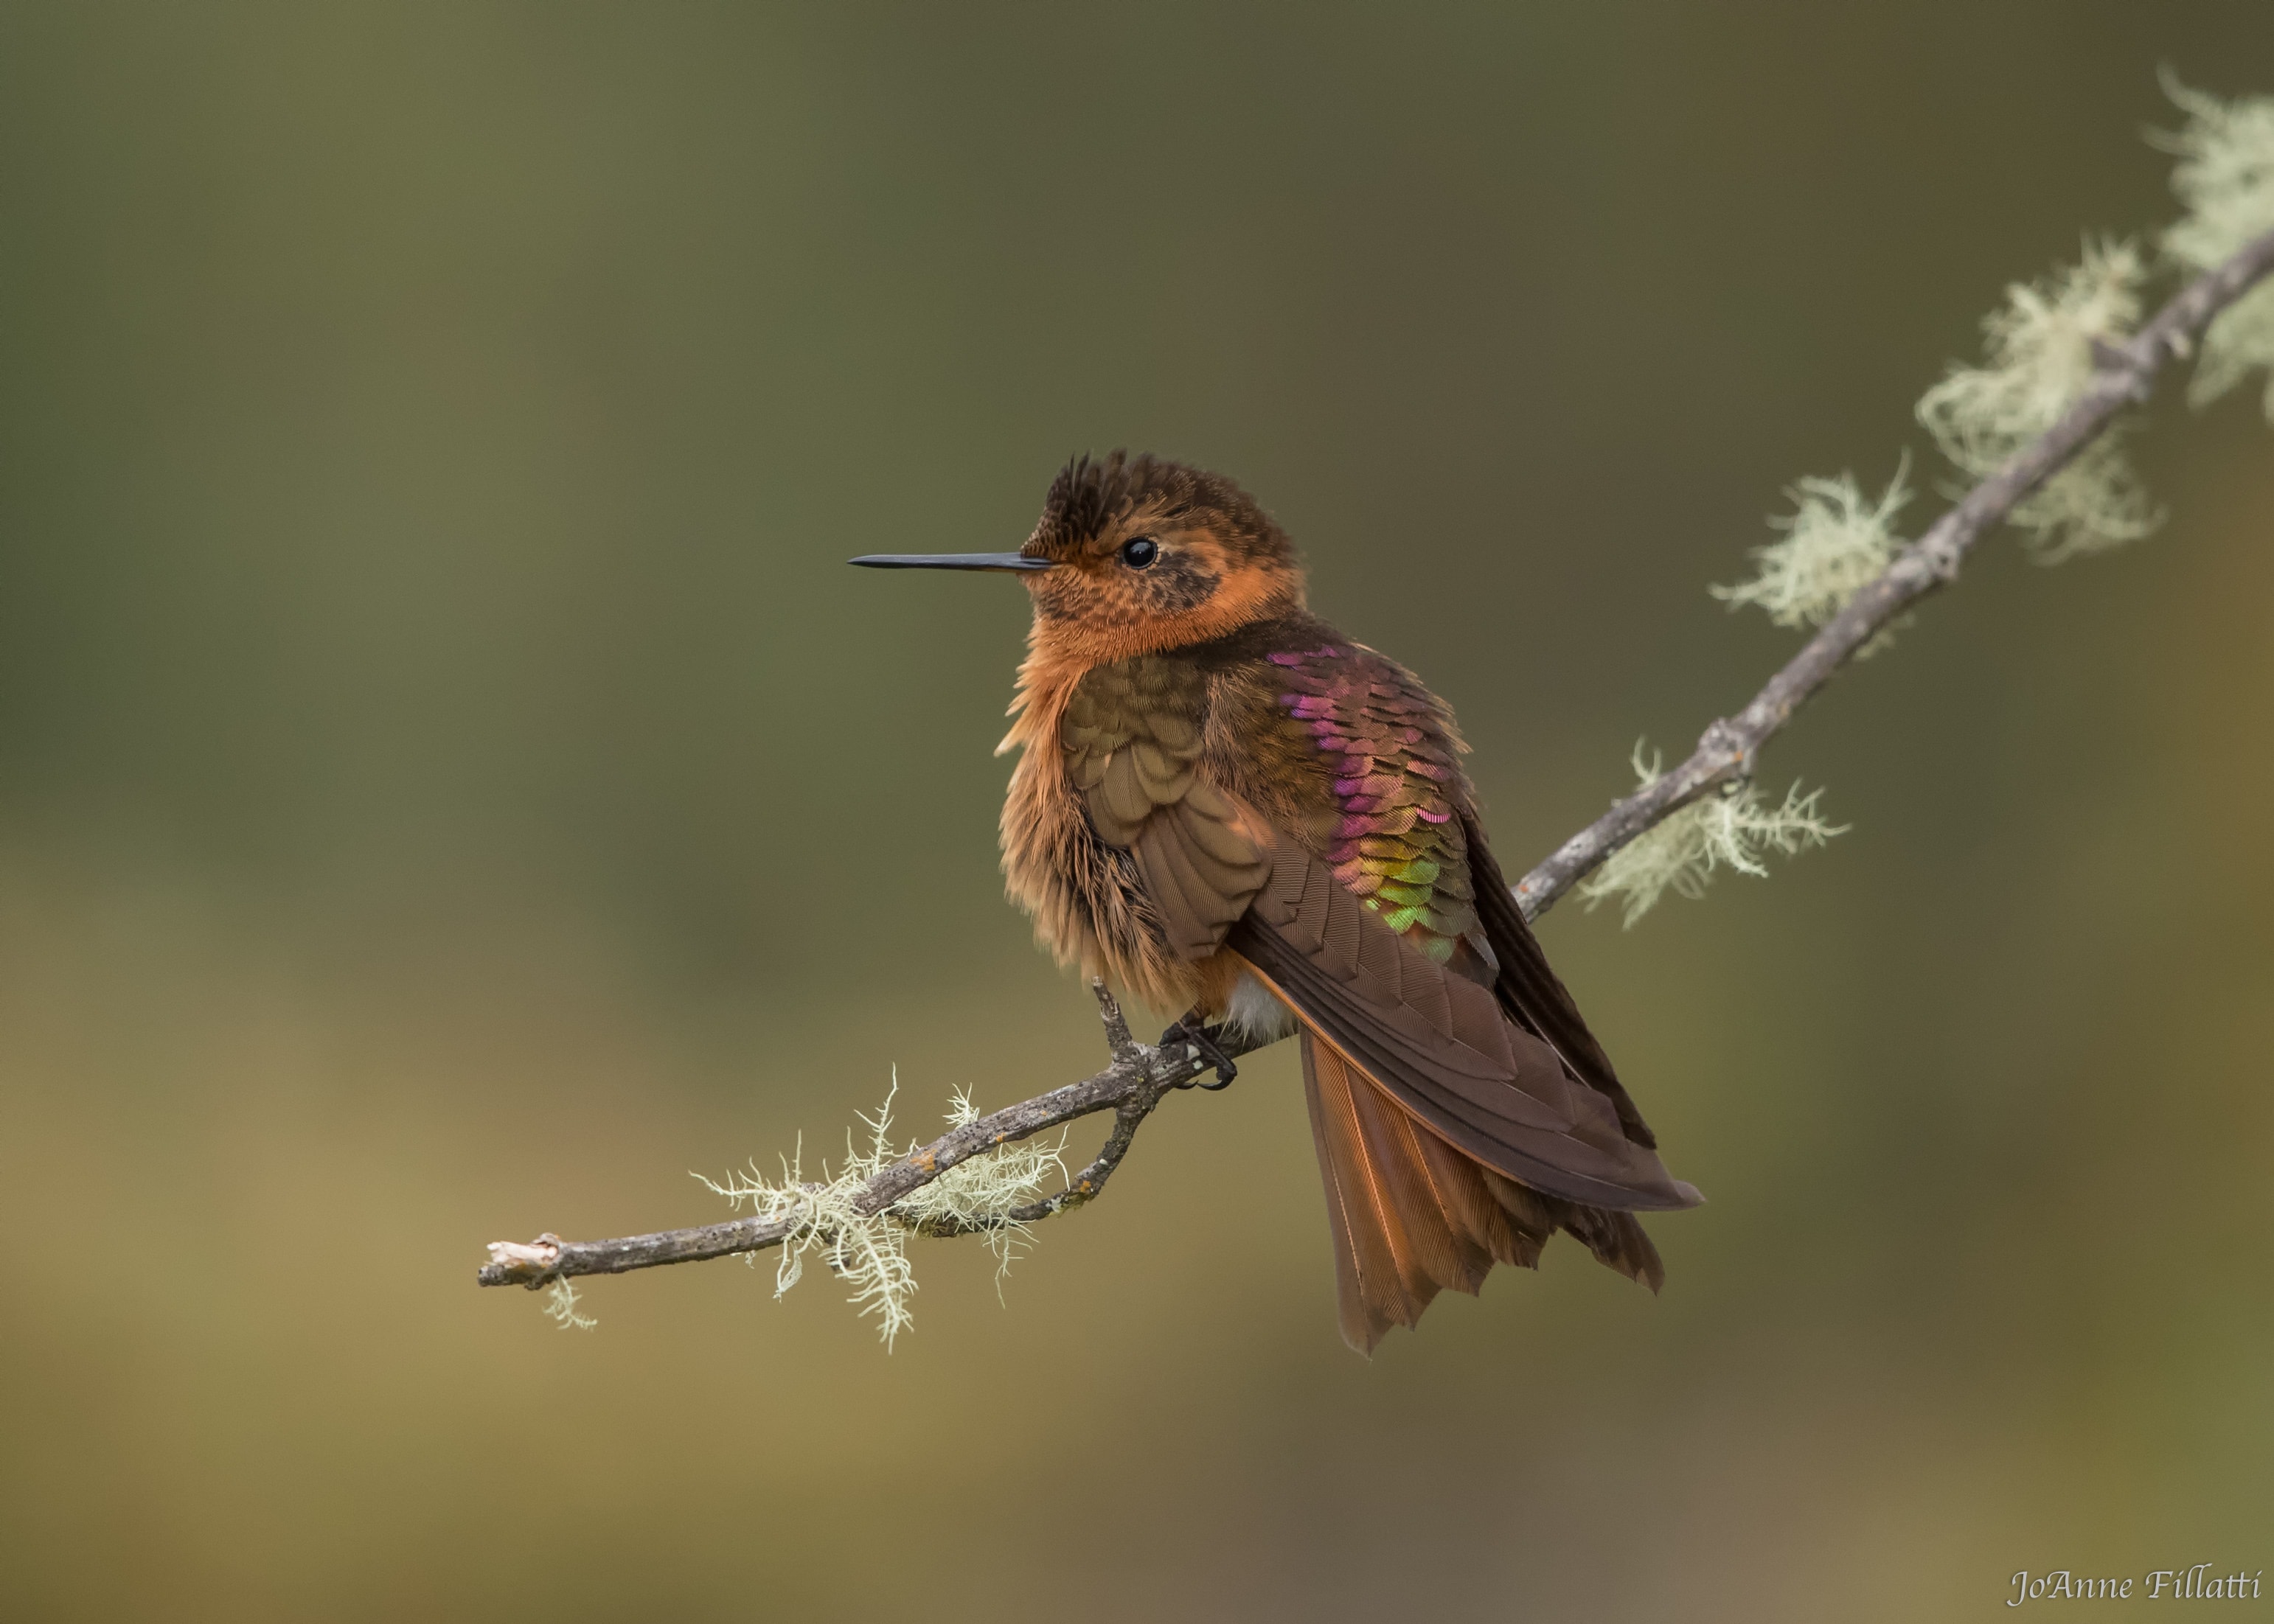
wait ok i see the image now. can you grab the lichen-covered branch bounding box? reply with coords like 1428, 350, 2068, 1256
477, 981, 1248, 1290
479, 192, 2274, 1310
1515, 220, 2274, 919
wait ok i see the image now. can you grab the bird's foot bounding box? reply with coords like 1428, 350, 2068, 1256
1158, 1010, 1238, 1090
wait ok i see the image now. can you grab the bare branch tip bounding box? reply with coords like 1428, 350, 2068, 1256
484, 1235, 563, 1289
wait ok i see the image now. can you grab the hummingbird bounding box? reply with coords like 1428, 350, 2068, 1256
854, 451, 1701, 1353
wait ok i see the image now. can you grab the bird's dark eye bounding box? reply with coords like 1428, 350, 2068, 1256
1120, 537, 1159, 569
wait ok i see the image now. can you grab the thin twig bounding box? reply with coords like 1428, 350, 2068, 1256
479, 224, 2274, 1294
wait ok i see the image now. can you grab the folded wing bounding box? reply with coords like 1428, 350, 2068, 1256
1064, 657, 1271, 962
1229, 843, 1701, 1214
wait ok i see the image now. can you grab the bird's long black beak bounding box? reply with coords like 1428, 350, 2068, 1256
848, 552, 1054, 573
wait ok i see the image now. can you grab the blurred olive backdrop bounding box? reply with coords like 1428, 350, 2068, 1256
2, 4, 2271, 1620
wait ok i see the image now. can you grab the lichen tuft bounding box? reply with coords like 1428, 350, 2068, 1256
1916, 238, 2161, 562
2154, 73, 2274, 420
697, 1070, 1067, 1349
543, 1278, 597, 1332
1713, 459, 1913, 648
1579, 745, 1846, 927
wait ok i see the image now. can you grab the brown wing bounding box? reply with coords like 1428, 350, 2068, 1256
1229, 842, 1701, 1213
1063, 655, 1270, 961
1461, 812, 1659, 1146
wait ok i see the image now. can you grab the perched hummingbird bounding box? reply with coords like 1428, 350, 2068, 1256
855, 452, 1700, 1353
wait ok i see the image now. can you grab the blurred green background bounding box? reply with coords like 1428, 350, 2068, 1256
1, 4, 2270, 1620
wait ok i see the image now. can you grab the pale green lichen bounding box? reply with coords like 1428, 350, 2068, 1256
542, 1278, 597, 1332
1916, 238, 2162, 562
697, 1071, 1068, 1349
1712, 459, 1912, 648
1579, 745, 1846, 927
2153, 73, 2274, 420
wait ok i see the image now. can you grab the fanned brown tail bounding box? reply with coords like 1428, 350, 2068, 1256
1301, 1030, 1664, 1354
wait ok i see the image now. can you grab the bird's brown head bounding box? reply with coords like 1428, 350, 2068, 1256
853, 451, 1306, 668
